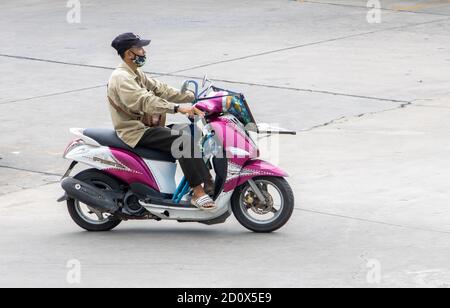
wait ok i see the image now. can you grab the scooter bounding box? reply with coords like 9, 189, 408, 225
58, 76, 296, 233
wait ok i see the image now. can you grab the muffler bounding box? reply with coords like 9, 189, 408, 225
61, 177, 120, 214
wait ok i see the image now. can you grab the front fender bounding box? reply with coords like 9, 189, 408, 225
235, 159, 288, 188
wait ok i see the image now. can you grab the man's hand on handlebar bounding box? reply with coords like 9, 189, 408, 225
177, 105, 205, 119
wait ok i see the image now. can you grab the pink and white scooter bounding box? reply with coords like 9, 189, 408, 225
58, 76, 296, 233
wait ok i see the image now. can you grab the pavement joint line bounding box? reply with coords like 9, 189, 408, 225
198, 79, 410, 103
0, 178, 448, 236
0, 54, 114, 71
0, 181, 60, 198
302, 0, 450, 17
295, 207, 450, 235
0, 15, 448, 106
0, 165, 62, 177
0, 56, 408, 104
414, 104, 450, 109
0, 84, 107, 105
0, 101, 414, 179
159, 16, 450, 75
298, 101, 412, 132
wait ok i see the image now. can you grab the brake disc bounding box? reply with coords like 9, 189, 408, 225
244, 190, 274, 215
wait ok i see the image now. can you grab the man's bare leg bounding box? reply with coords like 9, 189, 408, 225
203, 174, 215, 196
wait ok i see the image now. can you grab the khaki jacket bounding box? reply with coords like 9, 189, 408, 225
107, 62, 195, 148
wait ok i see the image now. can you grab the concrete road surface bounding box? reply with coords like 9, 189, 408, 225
1, 0, 450, 287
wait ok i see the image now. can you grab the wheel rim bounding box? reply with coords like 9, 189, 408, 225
239, 179, 284, 225
73, 180, 113, 225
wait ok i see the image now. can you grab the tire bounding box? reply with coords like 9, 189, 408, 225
231, 176, 294, 233
67, 169, 122, 232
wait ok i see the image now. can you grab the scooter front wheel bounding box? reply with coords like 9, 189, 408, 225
231, 176, 294, 233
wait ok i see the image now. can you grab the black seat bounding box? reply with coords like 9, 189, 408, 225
83, 128, 175, 163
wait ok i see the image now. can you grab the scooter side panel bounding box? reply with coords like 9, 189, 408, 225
210, 116, 259, 192
64, 142, 160, 192
107, 147, 160, 192
142, 159, 177, 194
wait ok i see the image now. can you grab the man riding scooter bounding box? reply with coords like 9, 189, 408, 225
109, 32, 216, 210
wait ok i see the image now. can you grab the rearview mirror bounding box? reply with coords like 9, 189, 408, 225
180, 80, 189, 93
180, 79, 199, 101
202, 74, 208, 88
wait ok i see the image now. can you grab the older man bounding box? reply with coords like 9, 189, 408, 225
108, 33, 215, 210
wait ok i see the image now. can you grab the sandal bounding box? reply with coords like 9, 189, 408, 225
191, 195, 216, 211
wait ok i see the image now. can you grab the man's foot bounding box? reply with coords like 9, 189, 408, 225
191, 194, 216, 211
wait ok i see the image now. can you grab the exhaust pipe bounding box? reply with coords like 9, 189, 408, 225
61, 177, 120, 214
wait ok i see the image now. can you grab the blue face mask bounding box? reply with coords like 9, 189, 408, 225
131, 51, 147, 67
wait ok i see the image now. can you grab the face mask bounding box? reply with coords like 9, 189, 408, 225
131, 51, 147, 67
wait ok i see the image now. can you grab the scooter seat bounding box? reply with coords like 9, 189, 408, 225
83, 128, 176, 163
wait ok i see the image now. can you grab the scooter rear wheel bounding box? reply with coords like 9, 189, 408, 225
67, 169, 122, 232
231, 176, 294, 233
